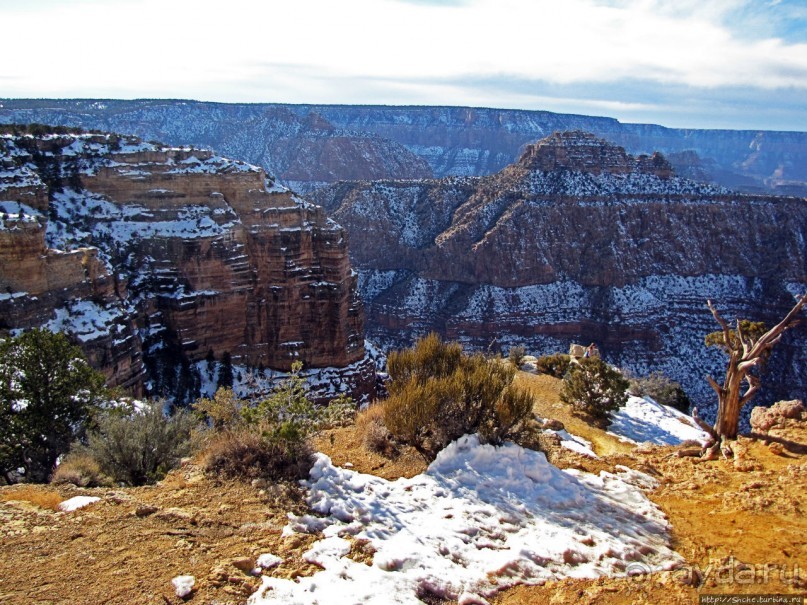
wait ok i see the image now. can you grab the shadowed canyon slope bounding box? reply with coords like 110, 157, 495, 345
1, 100, 805, 195
0, 129, 374, 402
309, 131, 807, 416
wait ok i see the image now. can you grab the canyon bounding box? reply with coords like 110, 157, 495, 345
0, 129, 375, 403
1, 99, 805, 195
1, 114, 805, 421
309, 131, 807, 418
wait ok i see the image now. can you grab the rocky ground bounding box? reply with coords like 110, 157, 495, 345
0, 373, 804, 605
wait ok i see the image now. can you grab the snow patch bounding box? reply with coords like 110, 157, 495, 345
251, 435, 680, 604
608, 396, 711, 446
58, 496, 101, 512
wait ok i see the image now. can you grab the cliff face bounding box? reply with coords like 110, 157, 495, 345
309, 131, 807, 416
0, 102, 432, 194
2, 100, 805, 195
0, 130, 373, 403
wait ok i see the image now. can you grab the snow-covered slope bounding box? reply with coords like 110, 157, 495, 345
253, 435, 681, 604
608, 396, 712, 446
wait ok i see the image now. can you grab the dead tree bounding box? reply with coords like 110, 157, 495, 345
705, 294, 806, 442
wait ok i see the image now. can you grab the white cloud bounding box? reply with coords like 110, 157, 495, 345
1, 0, 805, 128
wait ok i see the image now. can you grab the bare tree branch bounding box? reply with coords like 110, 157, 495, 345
747, 295, 806, 360
691, 407, 718, 444
740, 374, 761, 406
707, 299, 732, 349
706, 374, 723, 397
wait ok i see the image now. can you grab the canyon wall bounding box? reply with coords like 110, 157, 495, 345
309, 131, 807, 418
2, 100, 804, 195
0, 130, 374, 403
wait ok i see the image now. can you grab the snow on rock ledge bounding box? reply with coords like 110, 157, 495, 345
608, 396, 712, 446
251, 435, 682, 604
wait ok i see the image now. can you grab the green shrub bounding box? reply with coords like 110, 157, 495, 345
199, 361, 324, 481
629, 371, 691, 413
560, 358, 629, 422
534, 353, 571, 378
382, 334, 534, 460
508, 345, 527, 368
85, 402, 196, 486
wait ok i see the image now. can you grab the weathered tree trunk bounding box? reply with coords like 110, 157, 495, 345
712, 363, 745, 439
706, 294, 806, 443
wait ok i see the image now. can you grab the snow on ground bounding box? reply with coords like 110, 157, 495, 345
608, 396, 711, 446
0, 201, 43, 229
58, 496, 101, 512
545, 428, 599, 458
251, 435, 681, 605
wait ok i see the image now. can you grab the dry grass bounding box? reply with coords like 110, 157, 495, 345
51, 451, 113, 487
1, 486, 63, 511
355, 403, 400, 458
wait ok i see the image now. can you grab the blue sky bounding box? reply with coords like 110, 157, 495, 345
2, 0, 806, 131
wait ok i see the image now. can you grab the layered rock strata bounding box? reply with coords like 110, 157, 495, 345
310, 131, 807, 415
3, 100, 805, 195
0, 131, 373, 402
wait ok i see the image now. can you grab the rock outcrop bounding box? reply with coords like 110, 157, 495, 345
309, 131, 807, 418
0, 129, 374, 403
2, 100, 805, 195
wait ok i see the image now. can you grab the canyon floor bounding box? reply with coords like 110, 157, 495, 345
0, 374, 804, 605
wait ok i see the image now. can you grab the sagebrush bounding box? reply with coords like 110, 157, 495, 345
382, 333, 534, 460
85, 402, 196, 486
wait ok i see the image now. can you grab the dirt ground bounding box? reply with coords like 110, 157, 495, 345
1, 373, 804, 604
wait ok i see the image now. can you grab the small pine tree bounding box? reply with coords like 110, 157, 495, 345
0, 329, 106, 483
243, 361, 322, 442
560, 358, 629, 422
219, 352, 234, 389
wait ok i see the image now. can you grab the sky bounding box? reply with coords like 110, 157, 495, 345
2, 0, 806, 131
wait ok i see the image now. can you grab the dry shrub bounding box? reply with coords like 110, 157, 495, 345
383, 333, 534, 461
202, 430, 314, 481
356, 405, 399, 458
508, 345, 527, 368
86, 403, 196, 486
1, 486, 63, 511
51, 451, 113, 487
